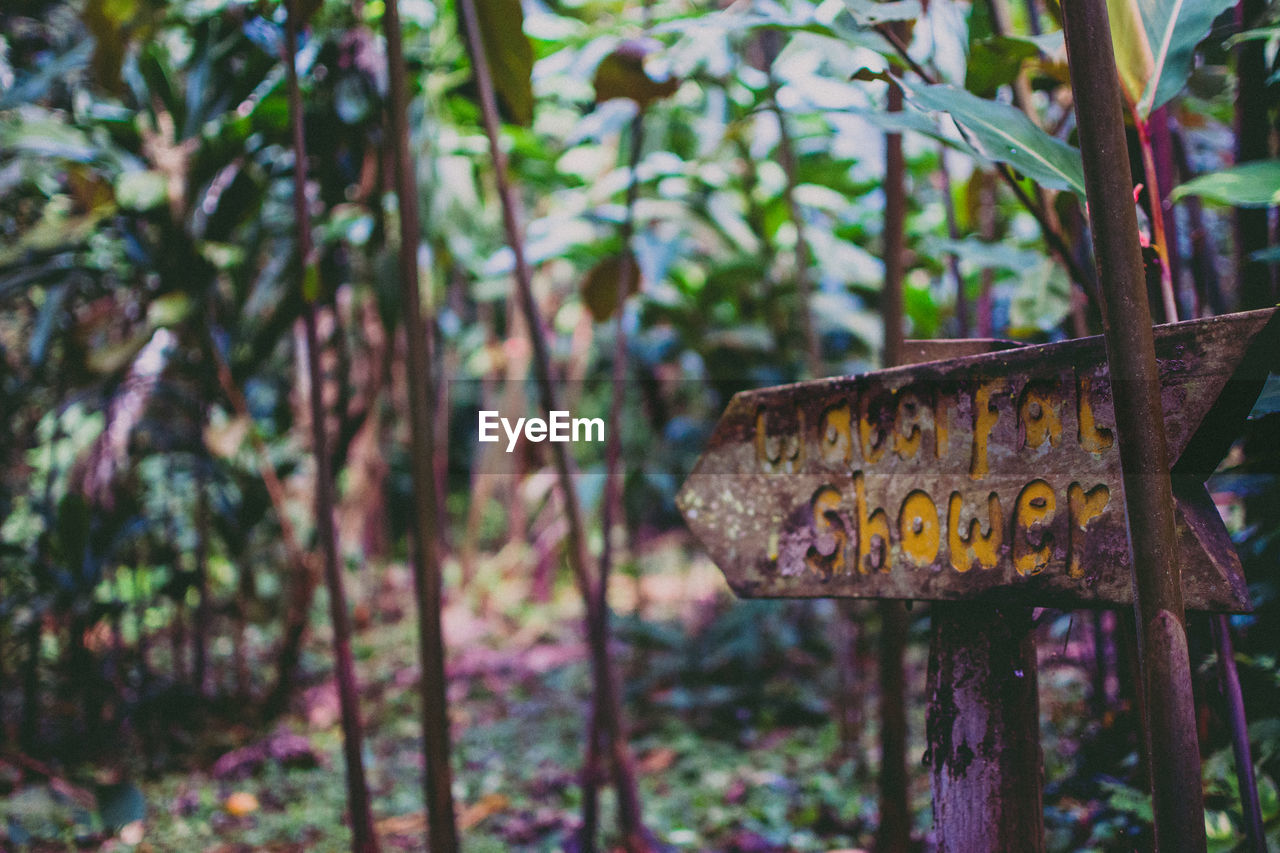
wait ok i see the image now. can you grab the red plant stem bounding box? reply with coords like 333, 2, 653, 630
1149, 108, 1183, 316
283, 8, 379, 851
1133, 110, 1177, 323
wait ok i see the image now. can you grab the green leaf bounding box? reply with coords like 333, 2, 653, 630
580, 252, 639, 322
1007, 257, 1071, 334
1225, 23, 1280, 48
593, 42, 680, 107
904, 83, 1086, 196
30, 281, 73, 368
965, 37, 1041, 98
1106, 0, 1236, 119
1171, 161, 1280, 207
114, 171, 168, 211
0, 117, 98, 163
302, 263, 321, 303
463, 0, 535, 126
0, 40, 92, 110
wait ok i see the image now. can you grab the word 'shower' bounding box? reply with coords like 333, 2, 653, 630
677, 310, 1279, 612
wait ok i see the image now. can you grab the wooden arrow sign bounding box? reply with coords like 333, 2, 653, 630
677, 309, 1279, 612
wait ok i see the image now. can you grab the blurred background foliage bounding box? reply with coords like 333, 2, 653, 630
1, 0, 1279, 848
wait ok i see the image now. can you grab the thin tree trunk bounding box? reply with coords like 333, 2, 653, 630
382, 0, 460, 846
283, 7, 379, 851
762, 29, 820, 377
876, 77, 911, 853
582, 94, 645, 852
1171, 126, 1222, 316
1212, 616, 1267, 853
213, 333, 320, 715
454, 1, 650, 846
977, 172, 997, 337
20, 618, 41, 751
938, 147, 970, 338
192, 451, 211, 696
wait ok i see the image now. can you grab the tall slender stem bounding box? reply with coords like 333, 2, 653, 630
454, 2, 650, 847
875, 77, 910, 853
1134, 111, 1177, 323
1212, 616, 1267, 853
382, 0, 460, 847
283, 8, 379, 851
762, 29, 820, 377
583, 103, 646, 853
937, 147, 970, 338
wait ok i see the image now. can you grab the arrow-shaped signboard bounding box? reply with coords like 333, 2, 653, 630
677, 308, 1279, 612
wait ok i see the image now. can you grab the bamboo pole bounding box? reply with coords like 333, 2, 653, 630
1061, 1, 1206, 848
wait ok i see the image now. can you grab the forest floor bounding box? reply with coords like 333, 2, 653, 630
5, 538, 1121, 852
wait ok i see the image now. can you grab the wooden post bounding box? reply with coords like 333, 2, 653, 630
928, 606, 1043, 853
907, 339, 1045, 853
1061, 0, 1208, 848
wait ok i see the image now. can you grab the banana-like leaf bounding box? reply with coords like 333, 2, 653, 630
461, 0, 535, 126
1171, 160, 1280, 207
905, 83, 1086, 196
1105, 0, 1236, 119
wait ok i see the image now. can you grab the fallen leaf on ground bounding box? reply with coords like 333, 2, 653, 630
224, 791, 259, 816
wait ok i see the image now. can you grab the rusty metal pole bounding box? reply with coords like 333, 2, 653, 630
1061, 1, 1208, 849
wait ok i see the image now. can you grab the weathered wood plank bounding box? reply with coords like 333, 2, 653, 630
676, 308, 1278, 611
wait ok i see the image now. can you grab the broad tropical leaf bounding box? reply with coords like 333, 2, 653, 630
966, 36, 1041, 98
462, 0, 535, 126
1105, 0, 1236, 118
904, 83, 1086, 196
1171, 160, 1280, 207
